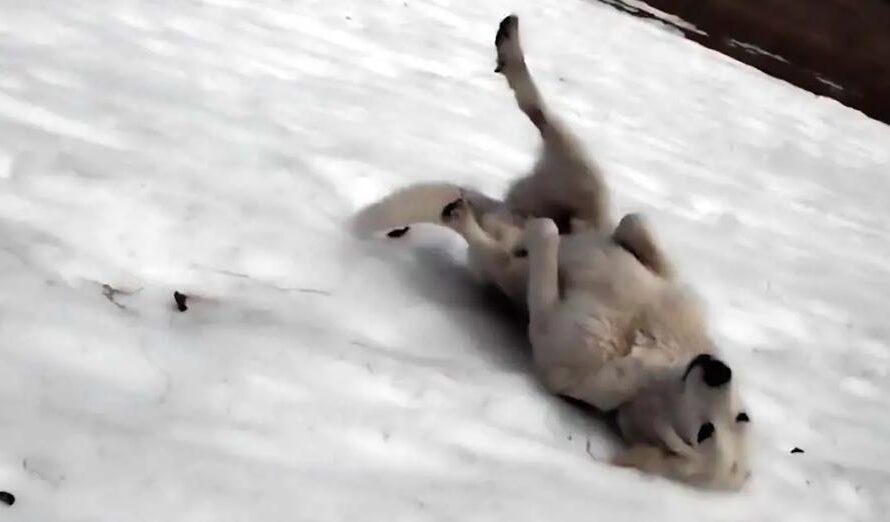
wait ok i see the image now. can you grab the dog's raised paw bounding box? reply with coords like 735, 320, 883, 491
494, 15, 520, 73
495, 15, 518, 46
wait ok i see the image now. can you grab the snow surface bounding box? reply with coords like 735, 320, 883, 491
1, 0, 889, 520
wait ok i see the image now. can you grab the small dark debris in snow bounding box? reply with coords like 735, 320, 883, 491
173, 291, 188, 312
387, 226, 410, 238
102, 283, 141, 311
102, 284, 127, 310
585, 439, 595, 458
567, 434, 573, 441
345, 15, 352, 20
558, 76, 566, 82
296, 288, 332, 296
0, 491, 14, 506
791, 447, 805, 454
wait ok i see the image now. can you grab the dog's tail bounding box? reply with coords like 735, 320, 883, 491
350, 183, 499, 237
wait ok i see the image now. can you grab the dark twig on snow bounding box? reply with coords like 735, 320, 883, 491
173, 291, 188, 312
102, 283, 142, 311
585, 439, 596, 458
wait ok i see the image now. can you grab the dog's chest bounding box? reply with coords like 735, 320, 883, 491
559, 238, 660, 305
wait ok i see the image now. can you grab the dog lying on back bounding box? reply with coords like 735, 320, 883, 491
353, 15, 751, 489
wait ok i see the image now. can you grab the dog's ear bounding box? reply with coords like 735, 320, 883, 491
702, 358, 732, 387
682, 353, 732, 387
682, 353, 711, 381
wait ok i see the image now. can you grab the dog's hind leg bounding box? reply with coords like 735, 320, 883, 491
495, 15, 612, 231
494, 15, 550, 137
495, 15, 583, 160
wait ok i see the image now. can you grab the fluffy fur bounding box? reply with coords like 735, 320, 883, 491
352, 15, 751, 490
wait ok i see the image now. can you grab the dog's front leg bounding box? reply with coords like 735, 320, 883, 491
524, 218, 561, 333
442, 198, 527, 300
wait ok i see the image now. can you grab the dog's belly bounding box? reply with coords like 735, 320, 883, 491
558, 234, 664, 324
545, 294, 627, 363
529, 233, 673, 402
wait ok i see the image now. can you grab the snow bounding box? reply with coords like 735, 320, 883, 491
0, 0, 889, 520
728, 39, 790, 64
816, 75, 845, 93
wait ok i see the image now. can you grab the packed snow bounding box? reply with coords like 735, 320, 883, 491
1, 0, 889, 520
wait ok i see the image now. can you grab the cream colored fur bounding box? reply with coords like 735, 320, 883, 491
352, 14, 751, 490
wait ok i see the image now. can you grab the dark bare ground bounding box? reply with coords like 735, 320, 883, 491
595, 0, 890, 125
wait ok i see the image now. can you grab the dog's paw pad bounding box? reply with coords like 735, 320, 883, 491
494, 15, 521, 73
386, 226, 410, 238
495, 15, 518, 46
441, 198, 465, 222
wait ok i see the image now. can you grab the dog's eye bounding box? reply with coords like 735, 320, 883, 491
697, 422, 715, 443
736, 412, 750, 423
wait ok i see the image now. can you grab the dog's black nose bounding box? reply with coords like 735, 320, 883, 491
702, 359, 732, 387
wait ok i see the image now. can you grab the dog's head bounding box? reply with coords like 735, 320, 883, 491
676, 353, 751, 488
617, 353, 751, 489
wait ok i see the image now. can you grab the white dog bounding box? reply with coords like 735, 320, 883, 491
353, 15, 751, 489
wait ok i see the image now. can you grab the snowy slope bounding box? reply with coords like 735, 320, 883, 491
1, 0, 889, 520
